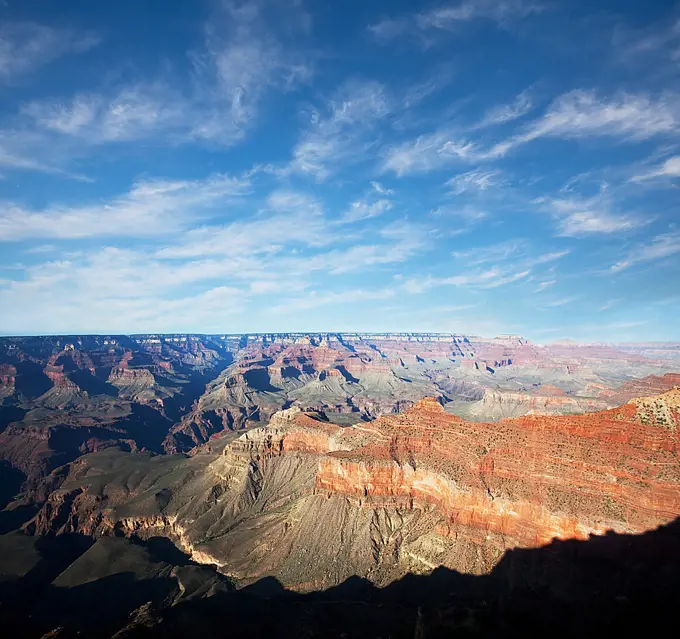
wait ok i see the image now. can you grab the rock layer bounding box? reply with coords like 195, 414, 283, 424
23, 389, 680, 591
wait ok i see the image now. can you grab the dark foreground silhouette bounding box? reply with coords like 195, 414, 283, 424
1, 518, 679, 639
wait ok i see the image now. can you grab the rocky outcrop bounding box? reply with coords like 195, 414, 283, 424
630, 388, 680, 428
315, 396, 680, 548
601, 373, 680, 405
2, 333, 679, 493
23, 391, 680, 592
0, 363, 16, 400
453, 388, 610, 421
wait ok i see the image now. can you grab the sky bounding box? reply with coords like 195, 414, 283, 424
0, 0, 679, 342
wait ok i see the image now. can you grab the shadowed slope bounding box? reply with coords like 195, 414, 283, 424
0, 518, 678, 638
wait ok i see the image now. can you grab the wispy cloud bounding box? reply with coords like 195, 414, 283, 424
402, 244, 565, 294
156, 189, 329, 259
289, 80, 390, 179
599, 299, 620, 311
381, 90, 680, 177
613, 17, 680, 64
480, 268, 531, 288
0, 246, 250, 334
631, 155, 680, 181
0, 22, 98, 81
558, 210, 642, 236
492, 90, 680, 156
22, 84, 186, 143
0, 190, 436, 333
535, 191, 647, 236
610, 232, 680, 272
320, 220, 433, 274
0, 174, 251, 240
369, 1, 542, 43
371, 181, 394, 195
190, 0, 312, 145
272, 287, 396, 313
401, 267, 529, 293
5, 2, 313, 176
451, 241, 569, 272
341, 199, 392, 223
418, 0, 542, 29
451, 239, 526, 264
446, 169, 501, 194
431, 205, 487, 226
542, 296, 579, 307
535, 279, 556, 292
0, 136, 90, 179
381, 131, 489, 176
473, 90, 533, 128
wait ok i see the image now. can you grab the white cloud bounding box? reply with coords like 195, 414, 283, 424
401, 268, 494, 293
452, 239, 525, 263
0, 22, 98, 81
341, 199, 392, 223
535, 193, 647, 237
272, 287, 396, 313
558, 211, 640, 235
452, 241, 568, 269
479, 268, 531, 288
417, 1, 542, 29
446, 169, 501, 194
370, 181, 394, 195
431, 205, 488, 229
474, 91, 533, 128
0, 249, 249, 334
0, 194, 435, 332
493, 90, 680, 156
542, 296, 578, 307
0, 173, 250, 240
22, 96, 99, 135
23, 84, 186, 143
314, 221, 432, 275
381, 131, 487, 176
191, 2, 312, 145
402, 242, 567, 294
367, 17, 409, 42
535, 279, 556, 292
156, 189, 329, 259
402, 265, 533, 294
599, 299, 620, 311
610, 232, 680, 272
7, 3, 313, 176
524, 250, 570, 266
382, 90, 680, 177
369, 1, 541, 42
289, 80, 390, 179
613, 17, 680, 64
0, 141, 82, 177
632, 156, 680, 181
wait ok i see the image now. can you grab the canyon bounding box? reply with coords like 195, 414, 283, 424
2, 332, 679, 489
19, 389, 680, 589
1, 333, 680, 637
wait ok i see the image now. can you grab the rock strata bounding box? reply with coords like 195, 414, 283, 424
22, 389, 680, 591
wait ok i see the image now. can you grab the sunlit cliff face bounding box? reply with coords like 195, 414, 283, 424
270, 395, 680, 548
315, 457, 606, 547
23, 390, 680, 590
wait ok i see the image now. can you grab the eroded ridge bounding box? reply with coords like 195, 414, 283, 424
23, 390, 680, 590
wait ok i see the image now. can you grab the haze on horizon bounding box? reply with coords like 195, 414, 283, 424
0, 0, 679, 341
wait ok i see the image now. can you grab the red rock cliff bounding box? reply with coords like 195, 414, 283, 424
309, 395, 680, 548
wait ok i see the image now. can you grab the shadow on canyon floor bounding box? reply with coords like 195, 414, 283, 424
1, 518, 680, 639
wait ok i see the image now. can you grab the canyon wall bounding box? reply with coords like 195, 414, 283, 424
22, 389, 680, 591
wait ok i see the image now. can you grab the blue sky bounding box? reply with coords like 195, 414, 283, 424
0, 0, 679, 341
